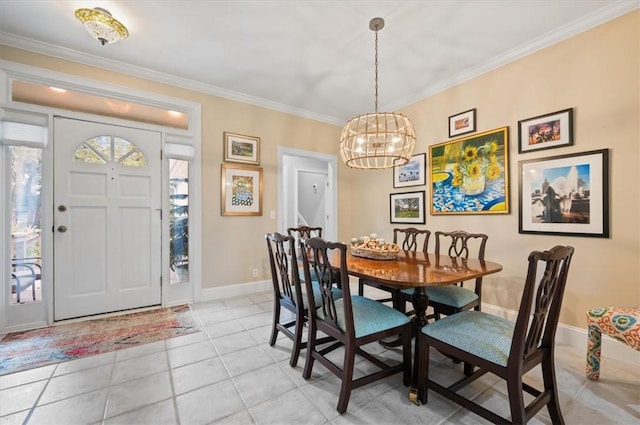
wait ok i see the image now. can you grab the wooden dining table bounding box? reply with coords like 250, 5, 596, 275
335, 249, 503, 402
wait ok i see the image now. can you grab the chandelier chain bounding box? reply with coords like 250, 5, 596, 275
374, 27, 379, 113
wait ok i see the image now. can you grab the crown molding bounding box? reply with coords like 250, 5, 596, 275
0, 32, 344, 126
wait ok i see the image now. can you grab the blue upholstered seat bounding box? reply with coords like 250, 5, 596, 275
402, 286, 479, 309
319, 295, 411, 338
427, 286, 478, 308
422, 310, 514, 367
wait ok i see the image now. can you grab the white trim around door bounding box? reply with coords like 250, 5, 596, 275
0, 61, 202, 332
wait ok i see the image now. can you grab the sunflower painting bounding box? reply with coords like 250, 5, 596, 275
430, 127, 509, 214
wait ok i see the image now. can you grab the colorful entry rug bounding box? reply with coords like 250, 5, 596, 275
0, 305, 199, 376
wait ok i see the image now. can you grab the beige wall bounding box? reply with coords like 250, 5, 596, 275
349, 11, 640, 327
1, 10, 638, 328
0, 44, 348, 290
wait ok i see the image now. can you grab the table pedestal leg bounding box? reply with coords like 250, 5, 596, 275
409, 287, 429, 404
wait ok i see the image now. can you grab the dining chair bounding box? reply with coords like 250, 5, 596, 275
358, 227, 431, 312
400, 230, 487, 321
300, 237, 412, 414
417, 245, 574, 424
265, 232, 337, 367
265, 232, 307, 367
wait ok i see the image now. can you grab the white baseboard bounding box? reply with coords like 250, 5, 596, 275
1, 320, 49, 335
199, 280, 271, 302
483, 303, 640, 366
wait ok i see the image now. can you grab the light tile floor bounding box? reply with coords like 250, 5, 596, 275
1, 289, 639, 425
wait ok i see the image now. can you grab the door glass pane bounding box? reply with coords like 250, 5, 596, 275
74, 144, 107, 164
113, 136, 133, 161
9, 146, 42, 304
119, 147, 147, 167
74, 136, 147, 167
169, 159, 189, 284
86, 136, 112, 161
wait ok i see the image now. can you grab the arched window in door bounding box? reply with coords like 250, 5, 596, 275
73, 135, 147, 166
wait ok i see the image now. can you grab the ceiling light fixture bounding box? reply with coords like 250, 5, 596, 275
340, 17, 416, 170
75, 7, 129, 46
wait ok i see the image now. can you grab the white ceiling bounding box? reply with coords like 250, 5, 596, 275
0, 1, 636, 125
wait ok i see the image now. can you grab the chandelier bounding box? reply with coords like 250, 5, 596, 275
75, 7, 129, 46
340, 17, 416, 170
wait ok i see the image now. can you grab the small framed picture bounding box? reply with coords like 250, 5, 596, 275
223, 132, 260, 165
518, 108, 573, 153
448, 108, 476, 138
390, 191, 425, 224
518, 149, 609, 238
221, 164, 263, 216
393, 153, 426, 188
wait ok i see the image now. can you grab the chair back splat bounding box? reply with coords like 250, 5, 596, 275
394, 227, 431, 252
300, 237, 412, 414
418, 245, 575, 424
287, 226, 323, 239
435, 230, 487, 262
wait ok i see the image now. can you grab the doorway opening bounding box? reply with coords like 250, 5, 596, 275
278, 147, 337, 242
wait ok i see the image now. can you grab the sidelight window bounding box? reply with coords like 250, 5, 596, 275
169, 159, 189, 284
9, 146, 43, 304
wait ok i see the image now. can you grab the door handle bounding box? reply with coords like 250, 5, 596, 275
57, 225, 68, 233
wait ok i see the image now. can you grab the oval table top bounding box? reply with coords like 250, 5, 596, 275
341, 250, 503, 289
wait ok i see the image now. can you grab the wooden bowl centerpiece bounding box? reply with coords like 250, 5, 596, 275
350, 234, 400, 261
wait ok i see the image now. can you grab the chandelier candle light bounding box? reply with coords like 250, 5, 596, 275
75, 7, 129, 46
340, 17, 416, 170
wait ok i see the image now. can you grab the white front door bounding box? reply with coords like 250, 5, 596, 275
53, 118, 162, 320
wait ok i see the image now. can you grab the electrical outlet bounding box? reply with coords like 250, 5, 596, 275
252, 268, 259, 278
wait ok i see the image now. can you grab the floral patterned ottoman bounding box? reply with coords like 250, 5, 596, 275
586, 307, 640, 380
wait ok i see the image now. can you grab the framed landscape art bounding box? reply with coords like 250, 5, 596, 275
223, 132, 260, 165
390, 191, 425, 224
393, 153, 426, 188
518, 108, 573, 153
518, 149, 609, 238
221, 164, 263, 216
430, 126, 509, 215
